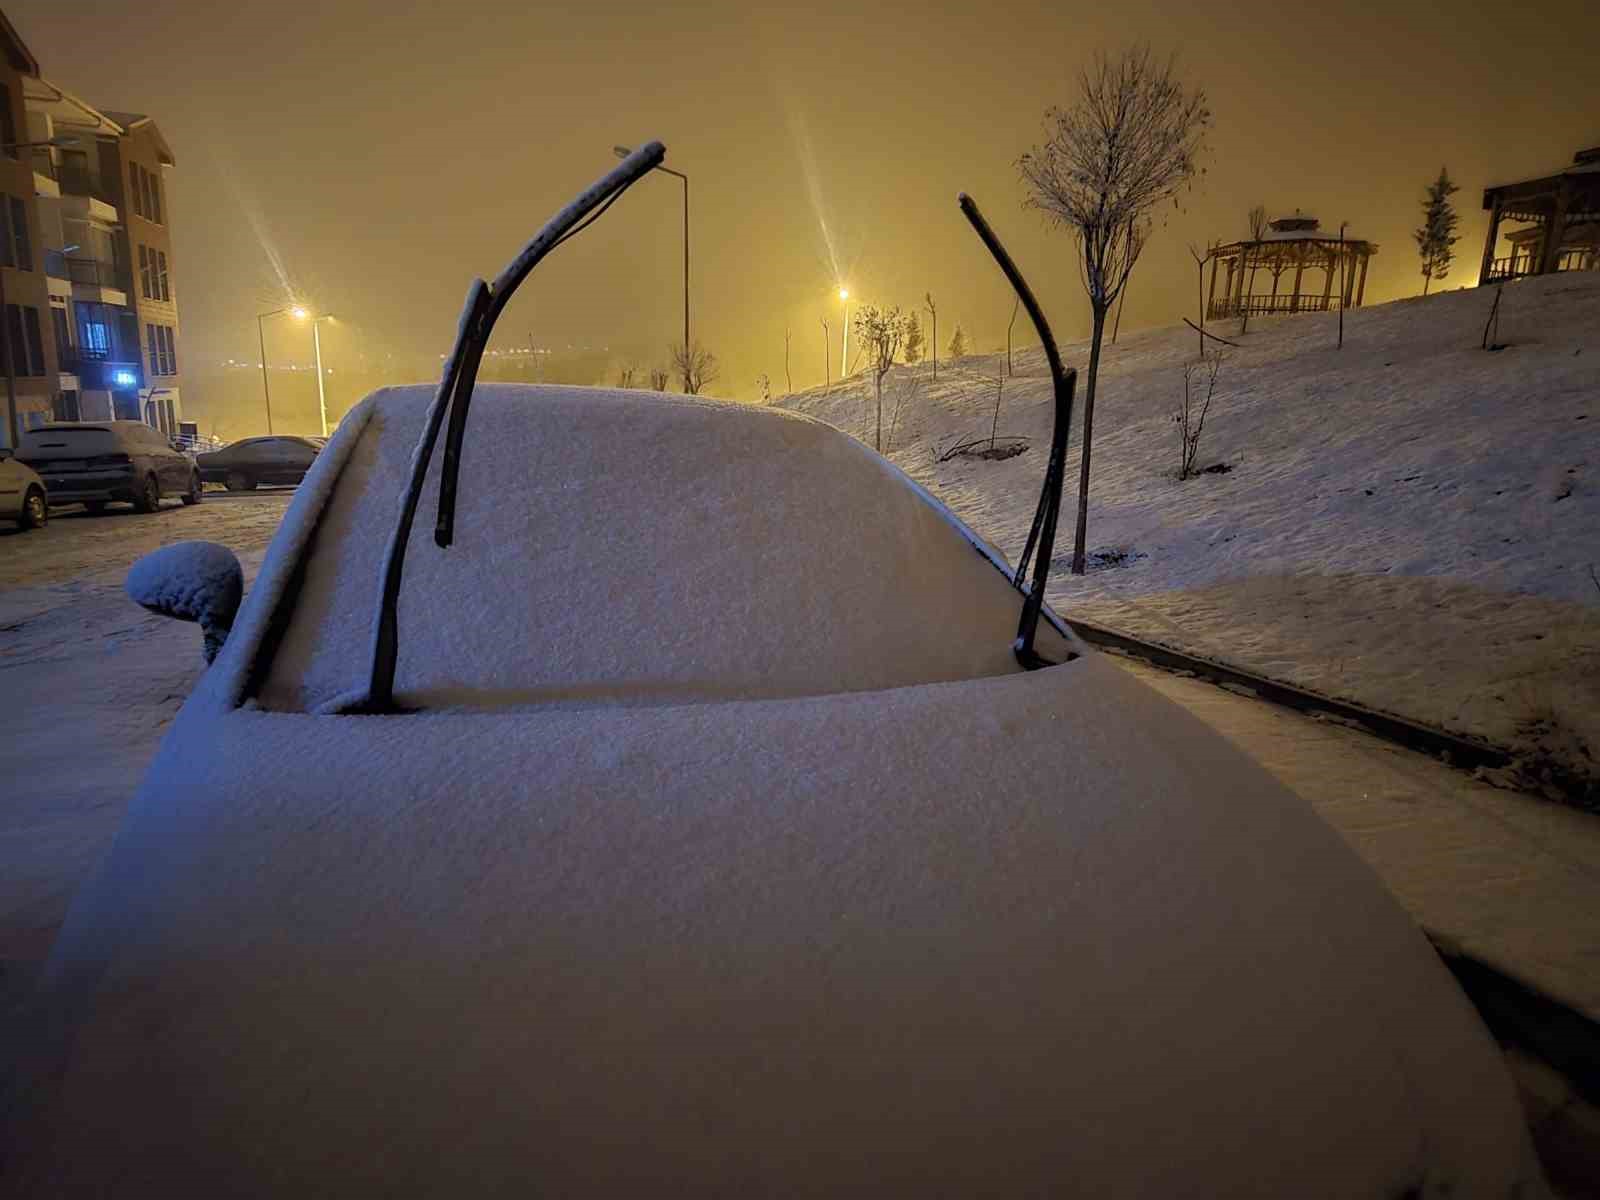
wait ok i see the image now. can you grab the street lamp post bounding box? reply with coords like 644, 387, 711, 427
255, 305, 310, 434
310, 315, 335, 436
838, 288, 850, 378
614, 145, 689, 358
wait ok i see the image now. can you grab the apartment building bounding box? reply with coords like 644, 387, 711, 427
0, 13, 54, 448
0, 7, 183, 447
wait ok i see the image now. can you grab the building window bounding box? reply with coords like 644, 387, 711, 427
51, 306, 72, 359
54, 390, 81, 422
4, 305, 47, 376
129, 163, 143, 218
138, 244, 152, 298
23, 307, 43, 376
146, 323, 177, 376
157, 250, 170, 301
0, 195, 30, 270
142, 168, 154, 222
0, 85, 14, 161
150, 172, 163, 224
81, 318, 110, 357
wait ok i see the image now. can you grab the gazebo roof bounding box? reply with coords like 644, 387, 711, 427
1215, 212, 1376, 255
1483, 147, 1600, 211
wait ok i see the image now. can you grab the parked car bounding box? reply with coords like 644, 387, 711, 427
0, 448, 48, 529
3, 146, 1543, 1195
14, 421, 200, 514
196, 435, 321, 491
4, 385, 1541, 1196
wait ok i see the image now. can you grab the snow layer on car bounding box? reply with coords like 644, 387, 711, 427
8, 652, 1541, 1195
254, 385, 1072, 712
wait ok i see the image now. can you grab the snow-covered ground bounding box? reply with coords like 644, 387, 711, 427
0, 492, 290, 1008
780, 272, 1600, 772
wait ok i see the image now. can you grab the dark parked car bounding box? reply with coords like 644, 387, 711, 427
196, 436, 321, 491
15, 421, 200, 514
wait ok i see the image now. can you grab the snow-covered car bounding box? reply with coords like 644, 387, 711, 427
14, 421, 200, 514
3, 145, 1545, 1196
0, 449, 48, 529
196, 434, 322, 491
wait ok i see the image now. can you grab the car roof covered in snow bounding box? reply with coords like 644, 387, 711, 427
249, 384, 1074, 713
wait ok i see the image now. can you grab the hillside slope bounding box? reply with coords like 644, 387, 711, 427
779, 272, 1600, 775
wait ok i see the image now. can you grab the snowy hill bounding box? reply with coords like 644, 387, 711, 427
778, 272, 1600, 773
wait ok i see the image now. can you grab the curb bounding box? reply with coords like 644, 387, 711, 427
1064, 617, 1513, 772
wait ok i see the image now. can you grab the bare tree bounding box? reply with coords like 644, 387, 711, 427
1020, 44, 1211, 573
1240, 204, 1267, 334
820, 316, 831, 387
1187, 241, 1218, 359
1006, 297, 1020, 374
924, 293, 938, 381
1110, 234, 1146, 345
1175, 350, 1223, 480
756, 373, 771, 403
649, 367, 669, 391
988, 371, 1006, 449
886, 371, 922, 454
672, 341, 720, 395
615, 363, 637, 389
853, 304, 914, 450
784, 327, 792, 393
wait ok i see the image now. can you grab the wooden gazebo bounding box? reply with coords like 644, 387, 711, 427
1205, 214, 1377, 320
1479, 147, 1600, 284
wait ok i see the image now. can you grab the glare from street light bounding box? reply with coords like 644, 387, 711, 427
290, 306, 309, 320
838, 288, 849, 301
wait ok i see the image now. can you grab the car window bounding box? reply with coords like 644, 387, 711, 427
19, 428, 122, 457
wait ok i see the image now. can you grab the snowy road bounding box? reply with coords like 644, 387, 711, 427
0, 490, 292, 1006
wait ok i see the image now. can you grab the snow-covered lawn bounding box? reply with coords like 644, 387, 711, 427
780, 272, 1600, 782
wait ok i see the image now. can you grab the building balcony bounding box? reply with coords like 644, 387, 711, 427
58, 176, 119, 224
65, 256, 128, 306
31, 149, 60, 199
59, 351, 142, 392
43, 248, 71, 287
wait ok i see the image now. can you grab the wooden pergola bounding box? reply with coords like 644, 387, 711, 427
1205, 215, 1377, 321
1480, 147, 1600, 284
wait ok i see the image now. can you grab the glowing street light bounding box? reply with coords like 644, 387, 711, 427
256, 304, 325, 435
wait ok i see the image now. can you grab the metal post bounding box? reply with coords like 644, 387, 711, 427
256, 313, 274, 434
680, 172, 689, 355
312, 319, 328, 436
840, 295, 849, 377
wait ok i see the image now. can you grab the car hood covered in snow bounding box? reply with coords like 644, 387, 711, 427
4, 386, 1544, 1196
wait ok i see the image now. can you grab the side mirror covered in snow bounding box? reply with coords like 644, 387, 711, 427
126, 541, 244, 665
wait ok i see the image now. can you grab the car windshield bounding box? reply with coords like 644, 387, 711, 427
254, 387, 1073, 714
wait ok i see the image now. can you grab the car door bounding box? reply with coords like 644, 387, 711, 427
0, 454, 22, 519
265, 438, 316, 485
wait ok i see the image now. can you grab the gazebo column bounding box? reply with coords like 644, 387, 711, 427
1342, 250, 1357, 307
1538, 181, 1572, 275
1478, 199, 1503, 284
1232, 249, 1248, 313
1207, 254, 1220, 319
1321, 252, 1336, 309
1355, 254, 1369, 306
1290, 247, 1306, 313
